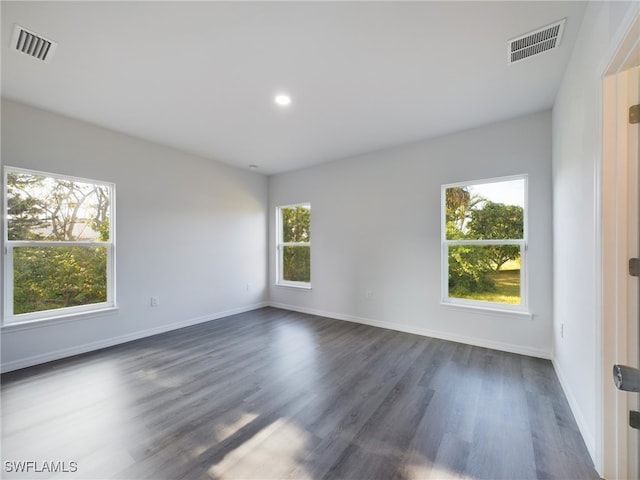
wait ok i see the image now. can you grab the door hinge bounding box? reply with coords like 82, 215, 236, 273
630, 104, 640, 124
629, 258, 640, 277
630, 410, 640, 430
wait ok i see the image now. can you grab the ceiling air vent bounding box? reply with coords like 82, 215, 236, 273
10, 24, 57, 63
508, 19, 566, 64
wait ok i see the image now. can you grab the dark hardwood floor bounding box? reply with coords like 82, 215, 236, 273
1, 307, 599, 479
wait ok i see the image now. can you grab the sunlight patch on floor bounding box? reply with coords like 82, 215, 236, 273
405, 461, 470, 479
207, 417, 311, 479
215, 412, 259, 443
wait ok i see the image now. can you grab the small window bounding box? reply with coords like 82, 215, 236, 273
442, 175, 527, 311
3, 167, 116, 324
276, 203, 311, 288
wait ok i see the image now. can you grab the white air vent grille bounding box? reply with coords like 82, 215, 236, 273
508, 19, 565, 64
10, 24, 57, 63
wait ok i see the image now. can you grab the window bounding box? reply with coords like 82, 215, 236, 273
3, 167, 115, 324
276, 203, 311, 288
442, 175, 527, 311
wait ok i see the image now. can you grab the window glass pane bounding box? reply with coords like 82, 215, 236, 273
448, 245, 521, 305
445, 179, 524, 240
283, 246, 310, 283
13, 246, 108, 315
7, 171, 111, 242
281, 206, 310, 243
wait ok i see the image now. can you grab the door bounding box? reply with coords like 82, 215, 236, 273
611, 64, 640, 480
628, 65, 639, 480
603, 26, 640, 475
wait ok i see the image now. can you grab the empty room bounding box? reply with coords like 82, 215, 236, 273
1, 1, 639, 479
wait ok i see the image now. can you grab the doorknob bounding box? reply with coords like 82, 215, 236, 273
613, 364, 640, 392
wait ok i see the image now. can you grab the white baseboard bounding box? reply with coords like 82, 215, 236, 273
2, 300, 552, 372
269, 302, 552, 359
1, 302, 269, 373
552, 358, 596, 464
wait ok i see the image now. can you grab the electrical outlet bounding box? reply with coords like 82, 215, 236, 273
246, 283, 252, 292
560, 323, 564, 338
365, 290, 373, 300
151, 296, 160, 307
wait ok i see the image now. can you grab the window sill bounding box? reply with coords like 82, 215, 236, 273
440, 302, 533, 320
2, 306, 119, 332
275, 282, 312, 291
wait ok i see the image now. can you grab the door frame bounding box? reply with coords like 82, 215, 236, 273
600, 10, 640, 479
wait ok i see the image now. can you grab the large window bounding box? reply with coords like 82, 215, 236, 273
442, 175, 527, 311
276, 203, 311, 288
3, 167, 115, 324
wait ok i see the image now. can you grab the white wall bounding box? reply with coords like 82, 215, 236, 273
552, 1, 639, 471
1, 99, 269, 372
269, 110, 553, 359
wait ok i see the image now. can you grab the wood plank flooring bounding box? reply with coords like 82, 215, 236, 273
1, 307, 599, 479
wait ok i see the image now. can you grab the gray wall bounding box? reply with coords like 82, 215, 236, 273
1, 99, 269, 371
269, 110, 553, 358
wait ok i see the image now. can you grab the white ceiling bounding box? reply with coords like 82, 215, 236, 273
1, 1, 587, 175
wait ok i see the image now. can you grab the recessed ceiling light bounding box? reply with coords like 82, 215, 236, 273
248, 164, 259, 170
274, 94, 291, 106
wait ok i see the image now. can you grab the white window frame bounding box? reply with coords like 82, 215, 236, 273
276, 203, 311, 289
441, 174, 529, 314
3, 166, 117, 326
